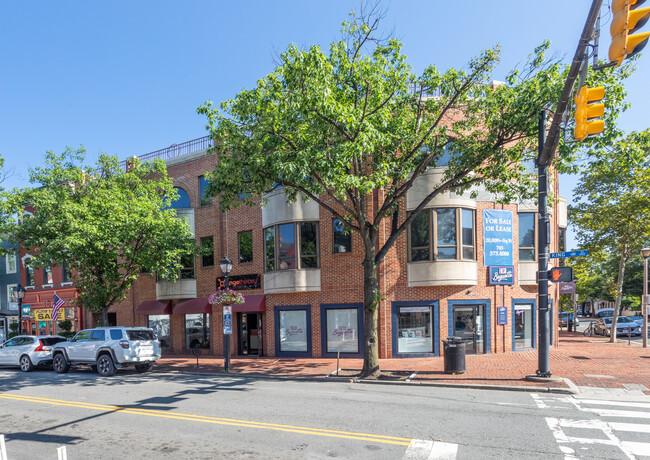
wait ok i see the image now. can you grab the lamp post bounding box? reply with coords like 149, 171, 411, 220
219, 256, 233, 371
641, 247, 650, 349
13, 284, 26, 335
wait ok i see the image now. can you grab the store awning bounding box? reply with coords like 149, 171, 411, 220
174, 298, 212, 315
136, 300, 172, 316
232, 294, 266, 313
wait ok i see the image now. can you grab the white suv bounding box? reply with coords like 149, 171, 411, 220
52, 327, 161, 376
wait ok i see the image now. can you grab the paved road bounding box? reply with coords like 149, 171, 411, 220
0, 368, 648, 459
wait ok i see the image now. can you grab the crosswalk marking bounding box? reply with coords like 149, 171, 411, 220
403, 439, 458, 460
540, 393, 650, 460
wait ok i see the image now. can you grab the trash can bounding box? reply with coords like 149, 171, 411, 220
442, 336, 466, 374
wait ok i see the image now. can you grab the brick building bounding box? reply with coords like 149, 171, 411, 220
108, 136, 567, 360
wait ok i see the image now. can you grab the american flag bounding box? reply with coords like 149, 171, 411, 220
52, 293, 65, 322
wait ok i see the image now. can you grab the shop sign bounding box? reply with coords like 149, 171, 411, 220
559, 282, 576, 294
33, 308, 66, 322
399, 307, 430, 313
483, 210, 513, 267
21, 305, 30, 316
216, 274, 261, 291
497, 306, 507, 325
489, 266, 514, 285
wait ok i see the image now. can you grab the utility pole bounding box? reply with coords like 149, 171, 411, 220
532, 0, 603, 380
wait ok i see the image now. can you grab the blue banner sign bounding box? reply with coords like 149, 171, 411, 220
489, 266, 514, 285
22, 304, 30, 316
549, 250, 588, 259
483, 210, 513, 266
497, 307, 507, 325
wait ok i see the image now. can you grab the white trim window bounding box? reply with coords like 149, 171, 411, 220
6, 253, 17, 274
408, 208, 475, 262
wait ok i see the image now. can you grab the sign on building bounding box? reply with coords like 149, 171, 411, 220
489, 266, 514, 285
483, 210, 513, 267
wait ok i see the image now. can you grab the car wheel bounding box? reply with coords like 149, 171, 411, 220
135, 362, 153, 373
19, 355, 34, 372
53, 354, 70, 374
97, 354, 116, 377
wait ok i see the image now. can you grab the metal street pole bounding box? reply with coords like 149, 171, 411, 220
219, 256, 234, 371
224, 274, 231, 371
642, 248, 649, 348
537, 110, 551, 377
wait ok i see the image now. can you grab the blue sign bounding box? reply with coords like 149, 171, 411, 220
497, 307, 507, 325
483, 210, 513, 266
489, 266, 514, 285
223, 314, 232, 335
549, 250, 588, 259
21, 304, 30, 316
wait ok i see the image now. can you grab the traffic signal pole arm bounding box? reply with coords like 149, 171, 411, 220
538, 0, 603, 167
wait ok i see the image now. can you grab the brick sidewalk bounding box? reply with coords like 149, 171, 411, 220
155, 332, 650, 394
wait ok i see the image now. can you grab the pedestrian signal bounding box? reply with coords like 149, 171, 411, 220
548, 266, 573, 283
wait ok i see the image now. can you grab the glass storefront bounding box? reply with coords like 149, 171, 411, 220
513, 303, 533, 349
148, 314, 171, 349
397, 306, 433, 353
185, 313, 210, 349
278, 309, 308, 352
325, 308, 358, 353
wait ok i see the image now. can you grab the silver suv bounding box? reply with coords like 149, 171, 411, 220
52, 327, 161, 376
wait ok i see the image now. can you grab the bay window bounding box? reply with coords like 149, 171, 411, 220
264, 222, 319, 272
408, 208, 475, 262
518, 213, 536, 261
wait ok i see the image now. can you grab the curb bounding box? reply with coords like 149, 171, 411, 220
153, 368, 578, 395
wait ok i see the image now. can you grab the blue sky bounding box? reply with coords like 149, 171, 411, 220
1, 1, 647, 249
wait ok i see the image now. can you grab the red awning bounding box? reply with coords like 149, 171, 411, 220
232, 294, 266, 313
174, 298, 212, 315
136, 300, 172, 316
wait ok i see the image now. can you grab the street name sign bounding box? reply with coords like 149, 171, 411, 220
549, 250, 588, 259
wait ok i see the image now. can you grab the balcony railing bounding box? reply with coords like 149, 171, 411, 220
118, 136, 213, 169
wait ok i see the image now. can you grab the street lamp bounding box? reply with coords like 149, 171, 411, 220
641, 247, 650, 349
219, 257, 233, 371
13, 284, 26, 335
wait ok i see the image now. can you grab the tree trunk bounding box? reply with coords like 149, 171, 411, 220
361, 251, 380, 378
609, 251, 627, 343
100, 307, 109, 327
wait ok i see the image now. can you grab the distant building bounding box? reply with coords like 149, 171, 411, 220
0, 242, 21, 341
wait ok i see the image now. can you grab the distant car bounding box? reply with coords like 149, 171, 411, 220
559, 312, 580, 327
0, 335, 67, 372
596, 308, 615, 318
593, 317, 641, 337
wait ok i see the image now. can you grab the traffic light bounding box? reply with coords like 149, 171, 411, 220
548, 266, 573, 283
574, 85, 605, 141
609, 0, 650, 66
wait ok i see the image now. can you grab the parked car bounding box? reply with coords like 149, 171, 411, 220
52, 327, 161, 376
593, 317, 641, 337
596, 308, 615, 318
627, 316, 645, 328
0, 335, 67, 372
559, 312, 580, 327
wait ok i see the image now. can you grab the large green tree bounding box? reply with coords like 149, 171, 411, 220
570, 130, 650, 341
199, 11, 630, 375
0, 148, 196, 326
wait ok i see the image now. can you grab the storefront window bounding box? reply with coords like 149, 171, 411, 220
397, 307, 433, 353
149, 314, 171, 349
325, 308, 358, 353
514, 303, 534, 349
278, 309, 308, 352
185, 313, 210, 349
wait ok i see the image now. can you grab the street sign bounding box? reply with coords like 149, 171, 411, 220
549, 250, 588, 259
223, 305, 232, 335
559, 282, 576, 294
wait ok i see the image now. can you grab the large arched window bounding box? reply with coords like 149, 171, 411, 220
170, 187, 191, 209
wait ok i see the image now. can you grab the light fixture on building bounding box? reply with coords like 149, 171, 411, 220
219, 257, 233, 277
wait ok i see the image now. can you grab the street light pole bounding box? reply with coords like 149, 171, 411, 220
13, 284, 26, 335
219, 257, 234, 371
641, 247, 650, 348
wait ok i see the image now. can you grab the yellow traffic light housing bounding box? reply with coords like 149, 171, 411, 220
574, 85, 605, 141
609, 0, 650, 65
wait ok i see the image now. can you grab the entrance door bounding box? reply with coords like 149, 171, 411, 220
237, 313, 259, 356
452, 305, 485, 354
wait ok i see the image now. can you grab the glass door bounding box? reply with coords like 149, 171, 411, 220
452, 305, 485, 354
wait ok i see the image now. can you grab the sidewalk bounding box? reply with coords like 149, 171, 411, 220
155, 332, 650, 396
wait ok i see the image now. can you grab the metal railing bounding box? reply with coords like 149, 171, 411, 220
118, 136, 213, 170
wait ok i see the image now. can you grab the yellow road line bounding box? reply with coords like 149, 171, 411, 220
0, 393, 412, 446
